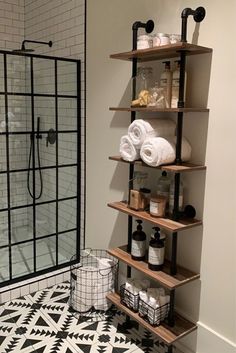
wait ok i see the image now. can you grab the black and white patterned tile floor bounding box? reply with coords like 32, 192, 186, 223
0, 282, 172, 353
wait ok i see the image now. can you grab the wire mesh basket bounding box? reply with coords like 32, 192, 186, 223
69, 249, 118, 320
120, 283, 139, 312
138, 298, 170, 326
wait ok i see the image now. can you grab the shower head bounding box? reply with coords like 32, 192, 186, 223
12, 40, 53, 53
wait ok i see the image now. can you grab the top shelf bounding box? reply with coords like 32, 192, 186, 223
110, 43, 212, 62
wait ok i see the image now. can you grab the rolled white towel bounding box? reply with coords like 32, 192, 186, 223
128, 119, 176, 149
119, 135, 140, 162
140, 136, 192, 167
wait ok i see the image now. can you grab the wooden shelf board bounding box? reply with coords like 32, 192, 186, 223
109, 156, 206, 172
109, 107, 209, 113
108, 201, 202, 232
107, 246, 200, 290
110, 43, 212, 62
107, 292, 197, 345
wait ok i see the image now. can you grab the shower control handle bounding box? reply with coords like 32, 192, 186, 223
46, 128, 56, 147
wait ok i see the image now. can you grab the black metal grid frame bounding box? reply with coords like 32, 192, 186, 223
0, 49, 81, 287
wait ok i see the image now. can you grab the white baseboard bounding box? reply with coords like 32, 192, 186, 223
173, 307, 236, 353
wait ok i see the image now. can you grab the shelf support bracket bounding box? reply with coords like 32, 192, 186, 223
181, 7, 206, 42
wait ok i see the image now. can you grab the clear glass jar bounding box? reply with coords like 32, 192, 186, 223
137, 35, 152, 50
131, 67, 153, 103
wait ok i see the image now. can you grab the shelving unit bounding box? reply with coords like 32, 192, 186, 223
107, 7, 211, 352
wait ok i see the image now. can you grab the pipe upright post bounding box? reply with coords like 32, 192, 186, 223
168, 290, 175, 327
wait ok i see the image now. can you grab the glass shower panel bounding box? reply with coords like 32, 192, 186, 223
58, 98, 77, 131
0, 54, 4, 92
0, 174, 7, 210
33, 58, 55, 95
58, 132, 77, 165
36, 202, 56, 237
12, 242, 33, 278
9, 134, 28, 171
0, 95, 5, 133
58, 166, 77, 199
0, 247, 9, 281
35, 168, 56, 204
58, 198, 77, 232
11, 207, 33, 244
36, 237, 56, 271
58, 61, 77, 96
0, 211, 8, 247
7, 55, 31, 94
8, 96, 31, 132
58, 230, 76, 264
10, 171, 31, 207
34, 97, 55, 132
0, 136, 6, 172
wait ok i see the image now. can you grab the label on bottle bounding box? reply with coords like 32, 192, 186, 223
160, 78, 167, 87
150, 201, 159, 215
148, 246, 164, 265
131, 240, 146, 258
172, 78, 179, 87
157, 190, 169, 198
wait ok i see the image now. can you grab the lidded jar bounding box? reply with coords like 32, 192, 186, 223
131, 66, 153, 101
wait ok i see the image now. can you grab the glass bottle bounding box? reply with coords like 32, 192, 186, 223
131, 67, 153, 103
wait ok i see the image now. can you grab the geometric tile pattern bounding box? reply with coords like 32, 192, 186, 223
0, 282, 173, 353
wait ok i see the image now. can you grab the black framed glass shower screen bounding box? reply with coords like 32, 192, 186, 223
0, 51, 81, 287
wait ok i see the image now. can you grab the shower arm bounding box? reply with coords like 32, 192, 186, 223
21, 39, 53, 50
181, 7, 206, 42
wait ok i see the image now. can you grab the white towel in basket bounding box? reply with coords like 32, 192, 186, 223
73, 266, 96, 312
140, 136, 192, 166
93, 258, 114, 311
128, 119, 176, 149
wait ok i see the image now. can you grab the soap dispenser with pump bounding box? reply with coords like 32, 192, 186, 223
148, 227, 165, 271
131, 220, 146, 261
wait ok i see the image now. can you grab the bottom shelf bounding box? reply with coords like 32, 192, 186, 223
107, 292, 197, 345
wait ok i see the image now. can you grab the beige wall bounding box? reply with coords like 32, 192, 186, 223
86, 1, 235, 352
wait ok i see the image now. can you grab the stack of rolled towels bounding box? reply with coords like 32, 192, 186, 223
119, 118, 192, 166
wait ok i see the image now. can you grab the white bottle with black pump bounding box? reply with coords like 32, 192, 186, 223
131, 220, 146, 261
148, 227, 165, 271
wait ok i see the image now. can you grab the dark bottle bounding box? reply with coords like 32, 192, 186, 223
131, 220, 146, 261
148, 227, 165, 271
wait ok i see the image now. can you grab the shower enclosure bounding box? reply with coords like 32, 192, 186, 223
0, 51, 81, 286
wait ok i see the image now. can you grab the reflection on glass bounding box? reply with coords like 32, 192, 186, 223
36, 202, 56, 237
0, 247, 9, 281
58, 230, 76, 264
9, 134, 28, 171
0, 174, 7, 210
34, 97, 55, 132
0, 95, 5, 133
59, 166, 77, 199
58, 198, 76, 232
0, 54, 4, 92
12, 242, 34, 278
58, 98, 77, 131
11, 207, 33, 244
0, 211, 8, 247
0, 135, 7, 172
7, 55, 31, 93
58, 133, 77, 165
8, 96, 31, 132
38, 132, 56, 168
36, 237, 56, 271
10, 172, 31, 207
34, 58, 55, 95
58, 61, 77, 96
35, 168, 56, 204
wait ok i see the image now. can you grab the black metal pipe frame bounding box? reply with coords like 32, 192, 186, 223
0, 52, 81, 286
168, 290, 176, 328
181, 7, 206, 42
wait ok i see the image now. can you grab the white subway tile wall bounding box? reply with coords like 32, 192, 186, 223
0, 0, 85, 289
